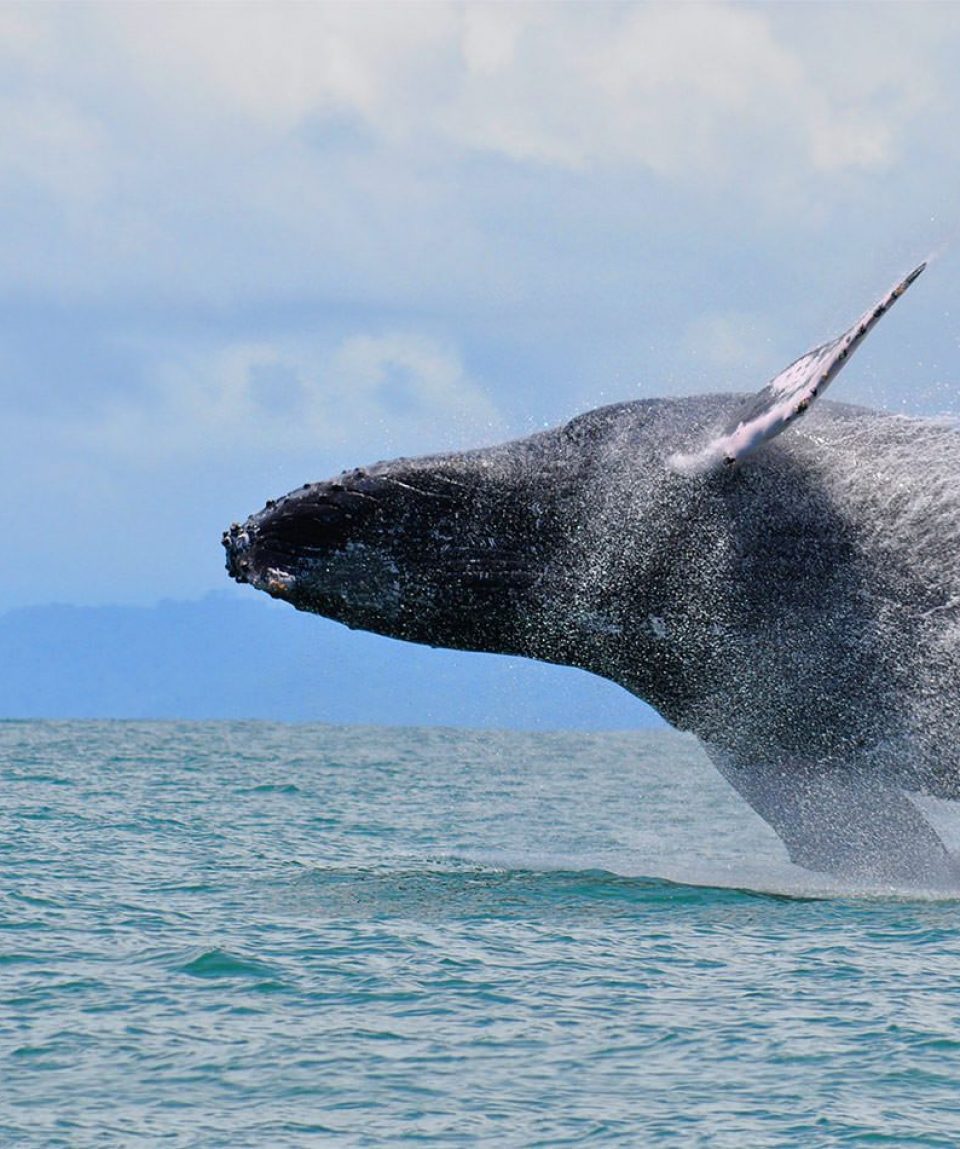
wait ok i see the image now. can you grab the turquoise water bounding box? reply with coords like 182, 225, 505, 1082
3, 722, 960, 1146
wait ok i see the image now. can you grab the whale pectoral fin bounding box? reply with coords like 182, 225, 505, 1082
711, 752, 958, 887
668, 262, 926, 474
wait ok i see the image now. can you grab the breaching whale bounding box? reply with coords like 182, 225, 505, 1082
224, 263, 960, 885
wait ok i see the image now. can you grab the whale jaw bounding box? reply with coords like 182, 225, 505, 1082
222, 471, 426, 637
222, 459, 554, 651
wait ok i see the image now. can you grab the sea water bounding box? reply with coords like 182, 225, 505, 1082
3, 721, 960, 1147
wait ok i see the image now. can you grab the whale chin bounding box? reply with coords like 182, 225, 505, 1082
222, 460, 548, 650
222, 473, 406, 626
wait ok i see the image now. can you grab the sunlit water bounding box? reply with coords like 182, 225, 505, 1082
3, 721, 960, 1146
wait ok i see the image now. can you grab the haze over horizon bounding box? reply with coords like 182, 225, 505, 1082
4, 2, 960, 721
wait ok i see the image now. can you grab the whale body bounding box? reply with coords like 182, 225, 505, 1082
224, 266, 960, 884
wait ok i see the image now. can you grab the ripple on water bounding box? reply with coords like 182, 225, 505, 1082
4, 721, 960, 1148
178, 949, 284, 983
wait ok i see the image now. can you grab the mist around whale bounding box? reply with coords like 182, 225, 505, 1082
223, 264, 960, 887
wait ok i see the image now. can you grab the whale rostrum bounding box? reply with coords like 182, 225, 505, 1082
224, 263, 960, 885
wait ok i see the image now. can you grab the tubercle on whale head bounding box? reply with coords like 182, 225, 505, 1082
222, 450, 567, 656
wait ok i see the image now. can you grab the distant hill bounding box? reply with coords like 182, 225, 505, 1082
0, 594, 661, 729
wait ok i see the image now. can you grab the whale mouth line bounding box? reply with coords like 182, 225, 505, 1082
222, 533, 296, 599
261, 566, 297, 599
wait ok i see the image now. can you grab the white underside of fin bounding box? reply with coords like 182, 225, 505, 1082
668, 262, 926, 475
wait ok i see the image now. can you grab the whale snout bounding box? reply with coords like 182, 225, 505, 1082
222, 471, 403, 604
222, 522, 255, 582
224, 447, 567, 652
222, 515, 299, 598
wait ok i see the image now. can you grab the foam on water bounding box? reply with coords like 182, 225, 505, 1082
4, 721, 960, 1146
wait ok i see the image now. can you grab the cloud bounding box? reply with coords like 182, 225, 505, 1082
44, 330, 504, 468
0, 1, 956, 317
2, 5, 954, 203
0, 321, 505, 605
85, 2, 941, 178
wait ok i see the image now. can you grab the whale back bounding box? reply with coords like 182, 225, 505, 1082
541, 395, 960, 798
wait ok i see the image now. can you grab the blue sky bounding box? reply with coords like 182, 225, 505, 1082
4, 1, 960, 611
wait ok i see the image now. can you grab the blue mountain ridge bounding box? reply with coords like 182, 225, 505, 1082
0, 594, 661, 729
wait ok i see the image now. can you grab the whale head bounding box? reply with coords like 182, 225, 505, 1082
222, 392, 898, 749
221, 398, 754, 720
222, 432, 581, 658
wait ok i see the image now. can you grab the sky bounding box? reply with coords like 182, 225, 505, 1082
4, 1, 960, 612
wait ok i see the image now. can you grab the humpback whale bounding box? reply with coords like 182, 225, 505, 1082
224, 264, 960, 885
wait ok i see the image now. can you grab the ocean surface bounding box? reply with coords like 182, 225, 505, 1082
4, 722, 960, 1147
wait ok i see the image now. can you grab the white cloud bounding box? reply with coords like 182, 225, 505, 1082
82, 2, 945, 176
0, 2, 957, 310
5, 3, 952, 183
59, 331, 504, 468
